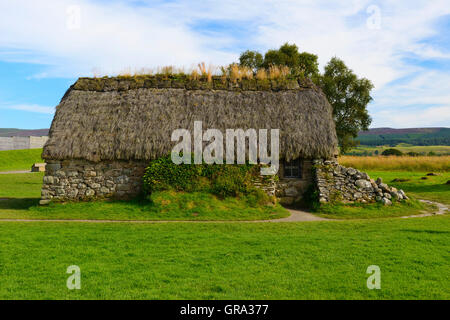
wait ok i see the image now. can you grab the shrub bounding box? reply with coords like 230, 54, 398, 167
143, 155, 267, 200
245, 188, 271, 207
142, 155, 201, 193
407, 151, 420, 157
302, 184, 320, 211
381, 148, 403, 156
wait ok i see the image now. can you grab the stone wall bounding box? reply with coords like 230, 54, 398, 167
252, 175, 277, 197
40, 159, 147, 205
40, 158, 406, 207
314, 159, 408, 205
275, 160, 314, 205
0, 136, 48, 151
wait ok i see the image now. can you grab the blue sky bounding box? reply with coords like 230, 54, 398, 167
0, 0, 449, 129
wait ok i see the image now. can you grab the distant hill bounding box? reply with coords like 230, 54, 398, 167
0, 128, 49, 137
357, 127, 450, 146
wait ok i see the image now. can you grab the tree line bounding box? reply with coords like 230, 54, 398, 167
235, 43, 374, 153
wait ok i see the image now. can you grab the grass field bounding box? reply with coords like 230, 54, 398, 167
0, 148, 43, 172
345, 145, 450, 156
1, 172, 445, 220
314, 170, 449, 219
0, 172, 44, 198
316, 198, 434, 219
0, 173, 288, 221
365, 170, 450, 205
339, 155, 450, 172
0, 216, 448, 299
0, 151, 448, 299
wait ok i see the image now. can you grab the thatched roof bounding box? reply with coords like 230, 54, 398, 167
43, 77, 337, 162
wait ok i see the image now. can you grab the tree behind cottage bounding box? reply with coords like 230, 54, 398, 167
238, 43, 374, 153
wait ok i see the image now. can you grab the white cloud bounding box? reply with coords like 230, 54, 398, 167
0, 0, 236, 77
369, 70, 450, 127
2, 104, 55, 114
0, 0, 449, 127
373, 106, 450, 128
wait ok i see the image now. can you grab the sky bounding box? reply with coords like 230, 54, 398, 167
0, 0, 449, 129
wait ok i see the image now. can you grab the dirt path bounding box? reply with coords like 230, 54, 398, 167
0, 208, 328, 224
0, 170, 31, 174
0, 200, 447, 224
400, 200, 449, 218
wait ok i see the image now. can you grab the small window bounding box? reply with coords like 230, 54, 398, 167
284, 159, 302, 178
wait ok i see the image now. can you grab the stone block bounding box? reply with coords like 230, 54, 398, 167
285, 186, 299, 197
43, 176, 54, 184
355, 179, 372, 189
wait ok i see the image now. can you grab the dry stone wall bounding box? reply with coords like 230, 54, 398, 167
40, 160, 147, 205
275, 160, 314, 205
40, 158, 406, 207
314, 159, 408, 205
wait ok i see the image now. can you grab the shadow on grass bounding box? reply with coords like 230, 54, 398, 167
0, 198, 40, 210
399, 229, 450, 235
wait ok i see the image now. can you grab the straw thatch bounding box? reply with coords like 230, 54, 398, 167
43, 78, 337, 162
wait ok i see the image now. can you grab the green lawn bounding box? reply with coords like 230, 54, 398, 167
0, 166, 448, 299
0, 216, 448, 299
365, 170, 450, 205
316, 198, 434, 220
0, 148, 43, 172
0, 172, 44, 198
0, 173, 288, 221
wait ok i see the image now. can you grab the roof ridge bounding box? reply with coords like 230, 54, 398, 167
73, 75, 316, 92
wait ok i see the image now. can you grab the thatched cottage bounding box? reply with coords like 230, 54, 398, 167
40, 75, 340, 205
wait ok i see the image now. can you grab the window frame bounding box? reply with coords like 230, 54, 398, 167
283, 158, 302, 178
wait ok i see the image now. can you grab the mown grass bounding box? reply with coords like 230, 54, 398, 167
0, 173, 288, 221
339, 155, 450, 172
0, 148, 43, 172
316, 198, 434, 220
0, 172, 44, 198
0, 216, 449, 299
0, 159, 448, 299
